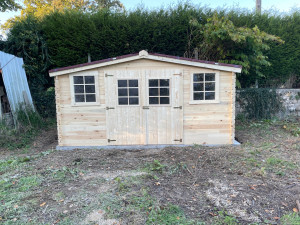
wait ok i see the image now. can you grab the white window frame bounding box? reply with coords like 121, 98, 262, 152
147, 78, 172, 106
117, 78, 141, 107
189, 72, 220, 104
70, 70, 100, 106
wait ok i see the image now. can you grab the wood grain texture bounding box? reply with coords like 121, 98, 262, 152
54, 59, 236, 146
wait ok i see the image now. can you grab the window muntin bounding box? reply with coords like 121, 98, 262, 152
118, 79, 139, 105
73, 76, 96, 103
193, 73, 216, 101
149, 79, 170, 105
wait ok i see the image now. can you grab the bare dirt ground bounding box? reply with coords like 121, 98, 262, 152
0, 120, 299, 224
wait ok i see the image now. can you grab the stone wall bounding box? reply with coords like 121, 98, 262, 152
236, 89, 300, 118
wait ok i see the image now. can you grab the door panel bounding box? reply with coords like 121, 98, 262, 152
105, 69, 183, 145
145, 69, 183, 145
105, 70, 144, 145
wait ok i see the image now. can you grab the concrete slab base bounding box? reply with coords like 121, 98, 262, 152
56, 141, 241, 151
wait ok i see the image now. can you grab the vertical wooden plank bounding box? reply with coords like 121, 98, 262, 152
55, 76, 62, 145
230, 72, 236, 144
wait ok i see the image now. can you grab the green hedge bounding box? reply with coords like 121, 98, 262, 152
1, 5, 300, 117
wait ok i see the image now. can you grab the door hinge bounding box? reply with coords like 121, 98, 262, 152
173, 106, 182, 109
108, 139, 116, 143
106, 107, 115, 110
142, 106, 150, 109
105, 73, 114, 77
174, 138, 182, 142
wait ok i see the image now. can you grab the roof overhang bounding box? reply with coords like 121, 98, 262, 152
49, 50, 242, 77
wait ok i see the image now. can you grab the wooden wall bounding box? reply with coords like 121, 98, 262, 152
55, 59, 235, 146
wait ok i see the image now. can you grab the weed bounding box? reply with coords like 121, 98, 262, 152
145, 160, 166, 173
281, 213, 300, 225
213, 210, 239, 225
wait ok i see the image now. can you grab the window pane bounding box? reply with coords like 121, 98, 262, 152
118, 80, 127, 87
149, 79, 158, 87
129, 88, 138, 96
160, 88, 169, 96
85, 85, 95, 93
160, 97, 169, 104
160, 79, 169, 87
193, 74, 204, 82
129, 80, 138, 87
205, 73, 215, 81
205, 82, 215, 91
74, 76, 83, 84
193, 83, 203, 91
118, 88, 128, 97
75, 95, 85, 102
194, 92, 204, 100
129, 97, 139, 105
86, 94, 96, 102
149, 88, 159, 96
85, 76, 95, 84
205, 92, 215, 100
118, 98, 128, 105
149, 97, 159, 104
74, 85, 84, 93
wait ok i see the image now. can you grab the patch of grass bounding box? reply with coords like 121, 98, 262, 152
0, 156, 31, 173
99, 185, 201, 224
244, 157, 261, 168
0, 107, 56, 150
281, 213, 300, 225
0, 174, 42, 223
213, 210, 239, 225
147, 204, 201, 225
144, 160, 166, 173
47, 166, 81, 182
266, 157, 296, 169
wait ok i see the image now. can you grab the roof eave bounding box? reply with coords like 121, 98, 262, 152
49, 51, 242, 77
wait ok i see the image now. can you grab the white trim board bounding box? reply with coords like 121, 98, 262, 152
49, 50, 242, 77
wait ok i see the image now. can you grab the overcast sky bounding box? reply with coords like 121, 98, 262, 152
1, 0, 300, 27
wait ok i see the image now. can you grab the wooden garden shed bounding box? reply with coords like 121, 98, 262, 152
49, 50, 242, 149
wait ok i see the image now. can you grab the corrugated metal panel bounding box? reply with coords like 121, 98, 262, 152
0, 51, 34, 117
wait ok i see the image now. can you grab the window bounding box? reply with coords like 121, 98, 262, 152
192, 73, 216, 101
149, 79, 170, 105
118, 79, 139, 105
73, 76, 96, 103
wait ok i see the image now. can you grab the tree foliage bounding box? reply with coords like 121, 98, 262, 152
0, 0, 20, 12
188, 14, 284, 84
21, 0, 124, 18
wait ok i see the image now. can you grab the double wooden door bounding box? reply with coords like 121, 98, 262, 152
105, 69, 183, 145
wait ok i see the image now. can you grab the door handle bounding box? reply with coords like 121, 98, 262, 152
173, 106, 182, 109
143, 106, 150, 109
106, 107, 115, 110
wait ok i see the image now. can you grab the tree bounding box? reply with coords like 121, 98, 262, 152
21, 0, 124, 18
0, 0, 21, 12
188, 14, 284, 87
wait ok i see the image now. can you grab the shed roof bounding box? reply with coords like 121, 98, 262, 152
49, 50, 242, 77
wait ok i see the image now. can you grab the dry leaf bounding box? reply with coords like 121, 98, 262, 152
40, 202, 46, 207
59, 199, 64, 202
14, 205, 18, 208
273, 217, 280, 220
155, 182, 161, 186
293, 208, 299, 212
176, 217, 180, 220
281, 202, 288, 207
209, 212, 217, 216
